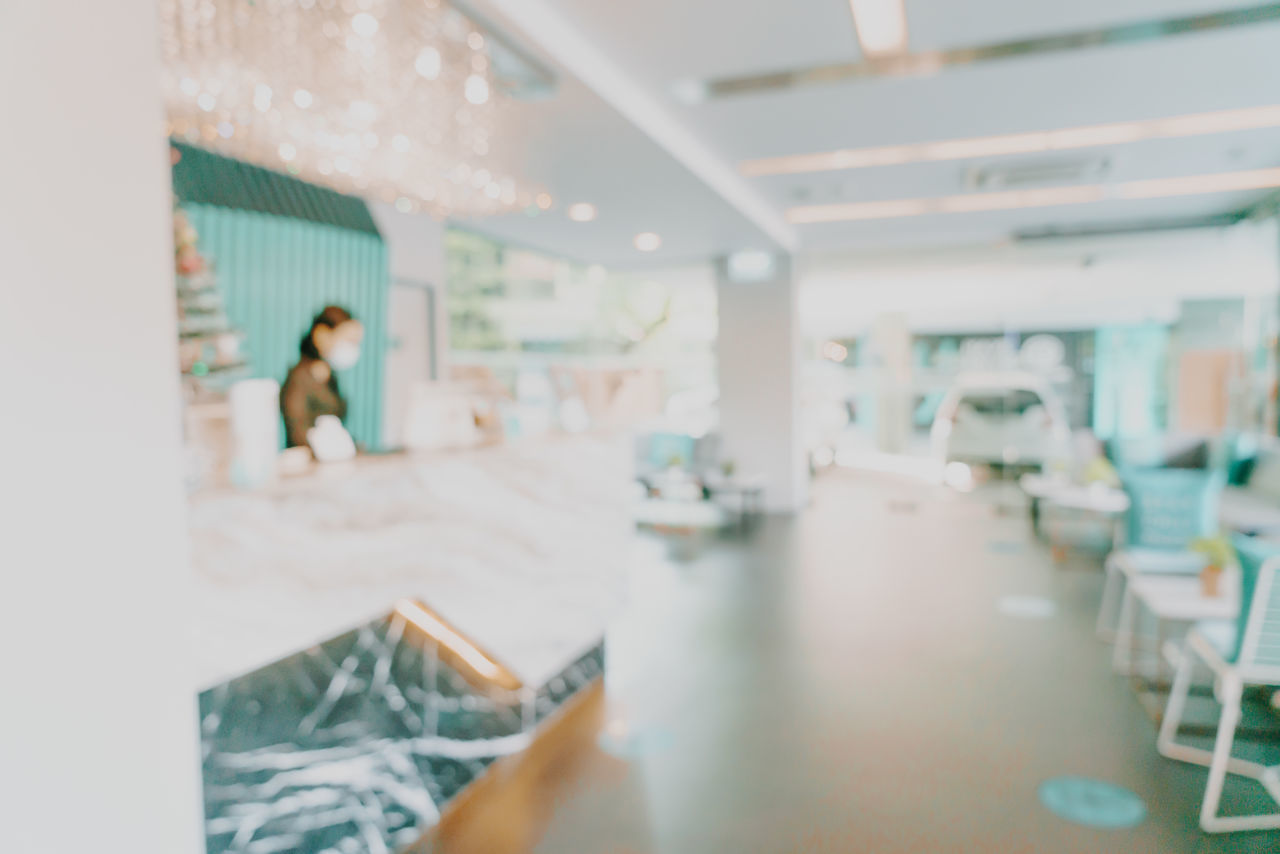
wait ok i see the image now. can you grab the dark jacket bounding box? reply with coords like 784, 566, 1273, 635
280, 357, 347, 448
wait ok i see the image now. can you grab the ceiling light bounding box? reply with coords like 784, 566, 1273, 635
464, 74, 490, 105
351, 12, 379, 38
414, 46, 442, 80
742, 104, 1280, 177
634, 232, 662, 252
567, 202, 597, 222
1117, 167, 1280, 199
252, 84, 272, 112
849, 0, 909, 57
936, 185, 1106, 213
159, 0, 545, 217
921, 133, 1048, 161
785, 167, 1280, 223
789, 198, 931, 224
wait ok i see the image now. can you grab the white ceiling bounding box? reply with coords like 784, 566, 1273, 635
449, 69, 778, 268
463, 0, 1280, 262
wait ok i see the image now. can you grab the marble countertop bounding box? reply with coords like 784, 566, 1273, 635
187, 435, 630, 691
199, 609, 605, 854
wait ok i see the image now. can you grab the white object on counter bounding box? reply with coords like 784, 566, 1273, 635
229, 378, 279, 489
307, 414, 356, 463
403, 381, 480, 451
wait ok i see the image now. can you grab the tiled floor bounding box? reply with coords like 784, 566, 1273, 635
454, 469, 1280, 854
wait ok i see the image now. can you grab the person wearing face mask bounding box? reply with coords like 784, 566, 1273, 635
280, 305, 364, 451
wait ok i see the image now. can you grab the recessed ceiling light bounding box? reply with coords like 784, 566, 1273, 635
784, 166, 1280, 223
567, 203, 597, 222
634, 232, 662, 252
742, 104, 1280, 177
849, 0, 908, 57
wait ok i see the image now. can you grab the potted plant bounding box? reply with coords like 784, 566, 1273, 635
1189, 535, 1234, 598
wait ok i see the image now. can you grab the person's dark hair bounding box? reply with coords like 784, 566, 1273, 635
300, 305, 355, 359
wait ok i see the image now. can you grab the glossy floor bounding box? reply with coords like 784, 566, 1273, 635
439, 471, 1280, 854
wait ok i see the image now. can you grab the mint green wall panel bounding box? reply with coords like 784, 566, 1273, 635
185, 204, 389, 450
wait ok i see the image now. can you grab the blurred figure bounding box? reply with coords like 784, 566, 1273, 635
280, 305, 363, 451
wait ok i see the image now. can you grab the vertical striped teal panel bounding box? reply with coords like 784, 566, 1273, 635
185, 203, 388, 450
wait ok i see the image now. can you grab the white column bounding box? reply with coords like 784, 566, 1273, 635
0, 3, 203, 852
715, 254, 809, 513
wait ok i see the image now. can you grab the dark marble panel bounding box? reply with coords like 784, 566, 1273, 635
199, 612, 604, 854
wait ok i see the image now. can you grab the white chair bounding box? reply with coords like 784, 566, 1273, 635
1157, 550, 1280, 833
1098, 547, 1206, 644
1096, 467, 1223, 644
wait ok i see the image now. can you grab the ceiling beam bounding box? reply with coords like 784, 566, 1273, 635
477, 0, 799, 253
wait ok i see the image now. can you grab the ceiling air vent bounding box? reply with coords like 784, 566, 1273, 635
964, 157, 1110, 191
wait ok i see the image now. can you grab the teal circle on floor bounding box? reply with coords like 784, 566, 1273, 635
1038, 777, 1147, 828
987, 540, 1025, 554
597, 725, 675, 760
997, 595, 1057, 619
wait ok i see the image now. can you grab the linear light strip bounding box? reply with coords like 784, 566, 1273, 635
743, 105, 1280, 177
701, 3, 1280, 100
785, 167, 1280, 224
394, 598, 514, 686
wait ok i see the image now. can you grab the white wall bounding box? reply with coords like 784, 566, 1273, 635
369, 204, 448, 447
0, 3, 203, 852
716, 256, 808, 512
798, 220, 1280, 337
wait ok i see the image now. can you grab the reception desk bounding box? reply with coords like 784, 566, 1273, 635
187, 435, 629, 853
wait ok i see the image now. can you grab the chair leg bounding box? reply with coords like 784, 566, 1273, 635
1192, 677, 1280, 833
1112, 585, 1139, 675
1157, 639, 1197, 761
1157, 646, 1271, 778
1097, 561, 1124, 642
1201, 677, 1244, 832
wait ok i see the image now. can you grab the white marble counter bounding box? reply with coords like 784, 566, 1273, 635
187, 435, 631, 691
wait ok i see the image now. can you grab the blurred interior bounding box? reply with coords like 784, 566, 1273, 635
8, 1, 1280, 852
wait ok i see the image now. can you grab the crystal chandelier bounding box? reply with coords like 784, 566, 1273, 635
158, 0, 546, 217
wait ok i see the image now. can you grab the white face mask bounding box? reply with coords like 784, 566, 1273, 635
327, 341, 360, 371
